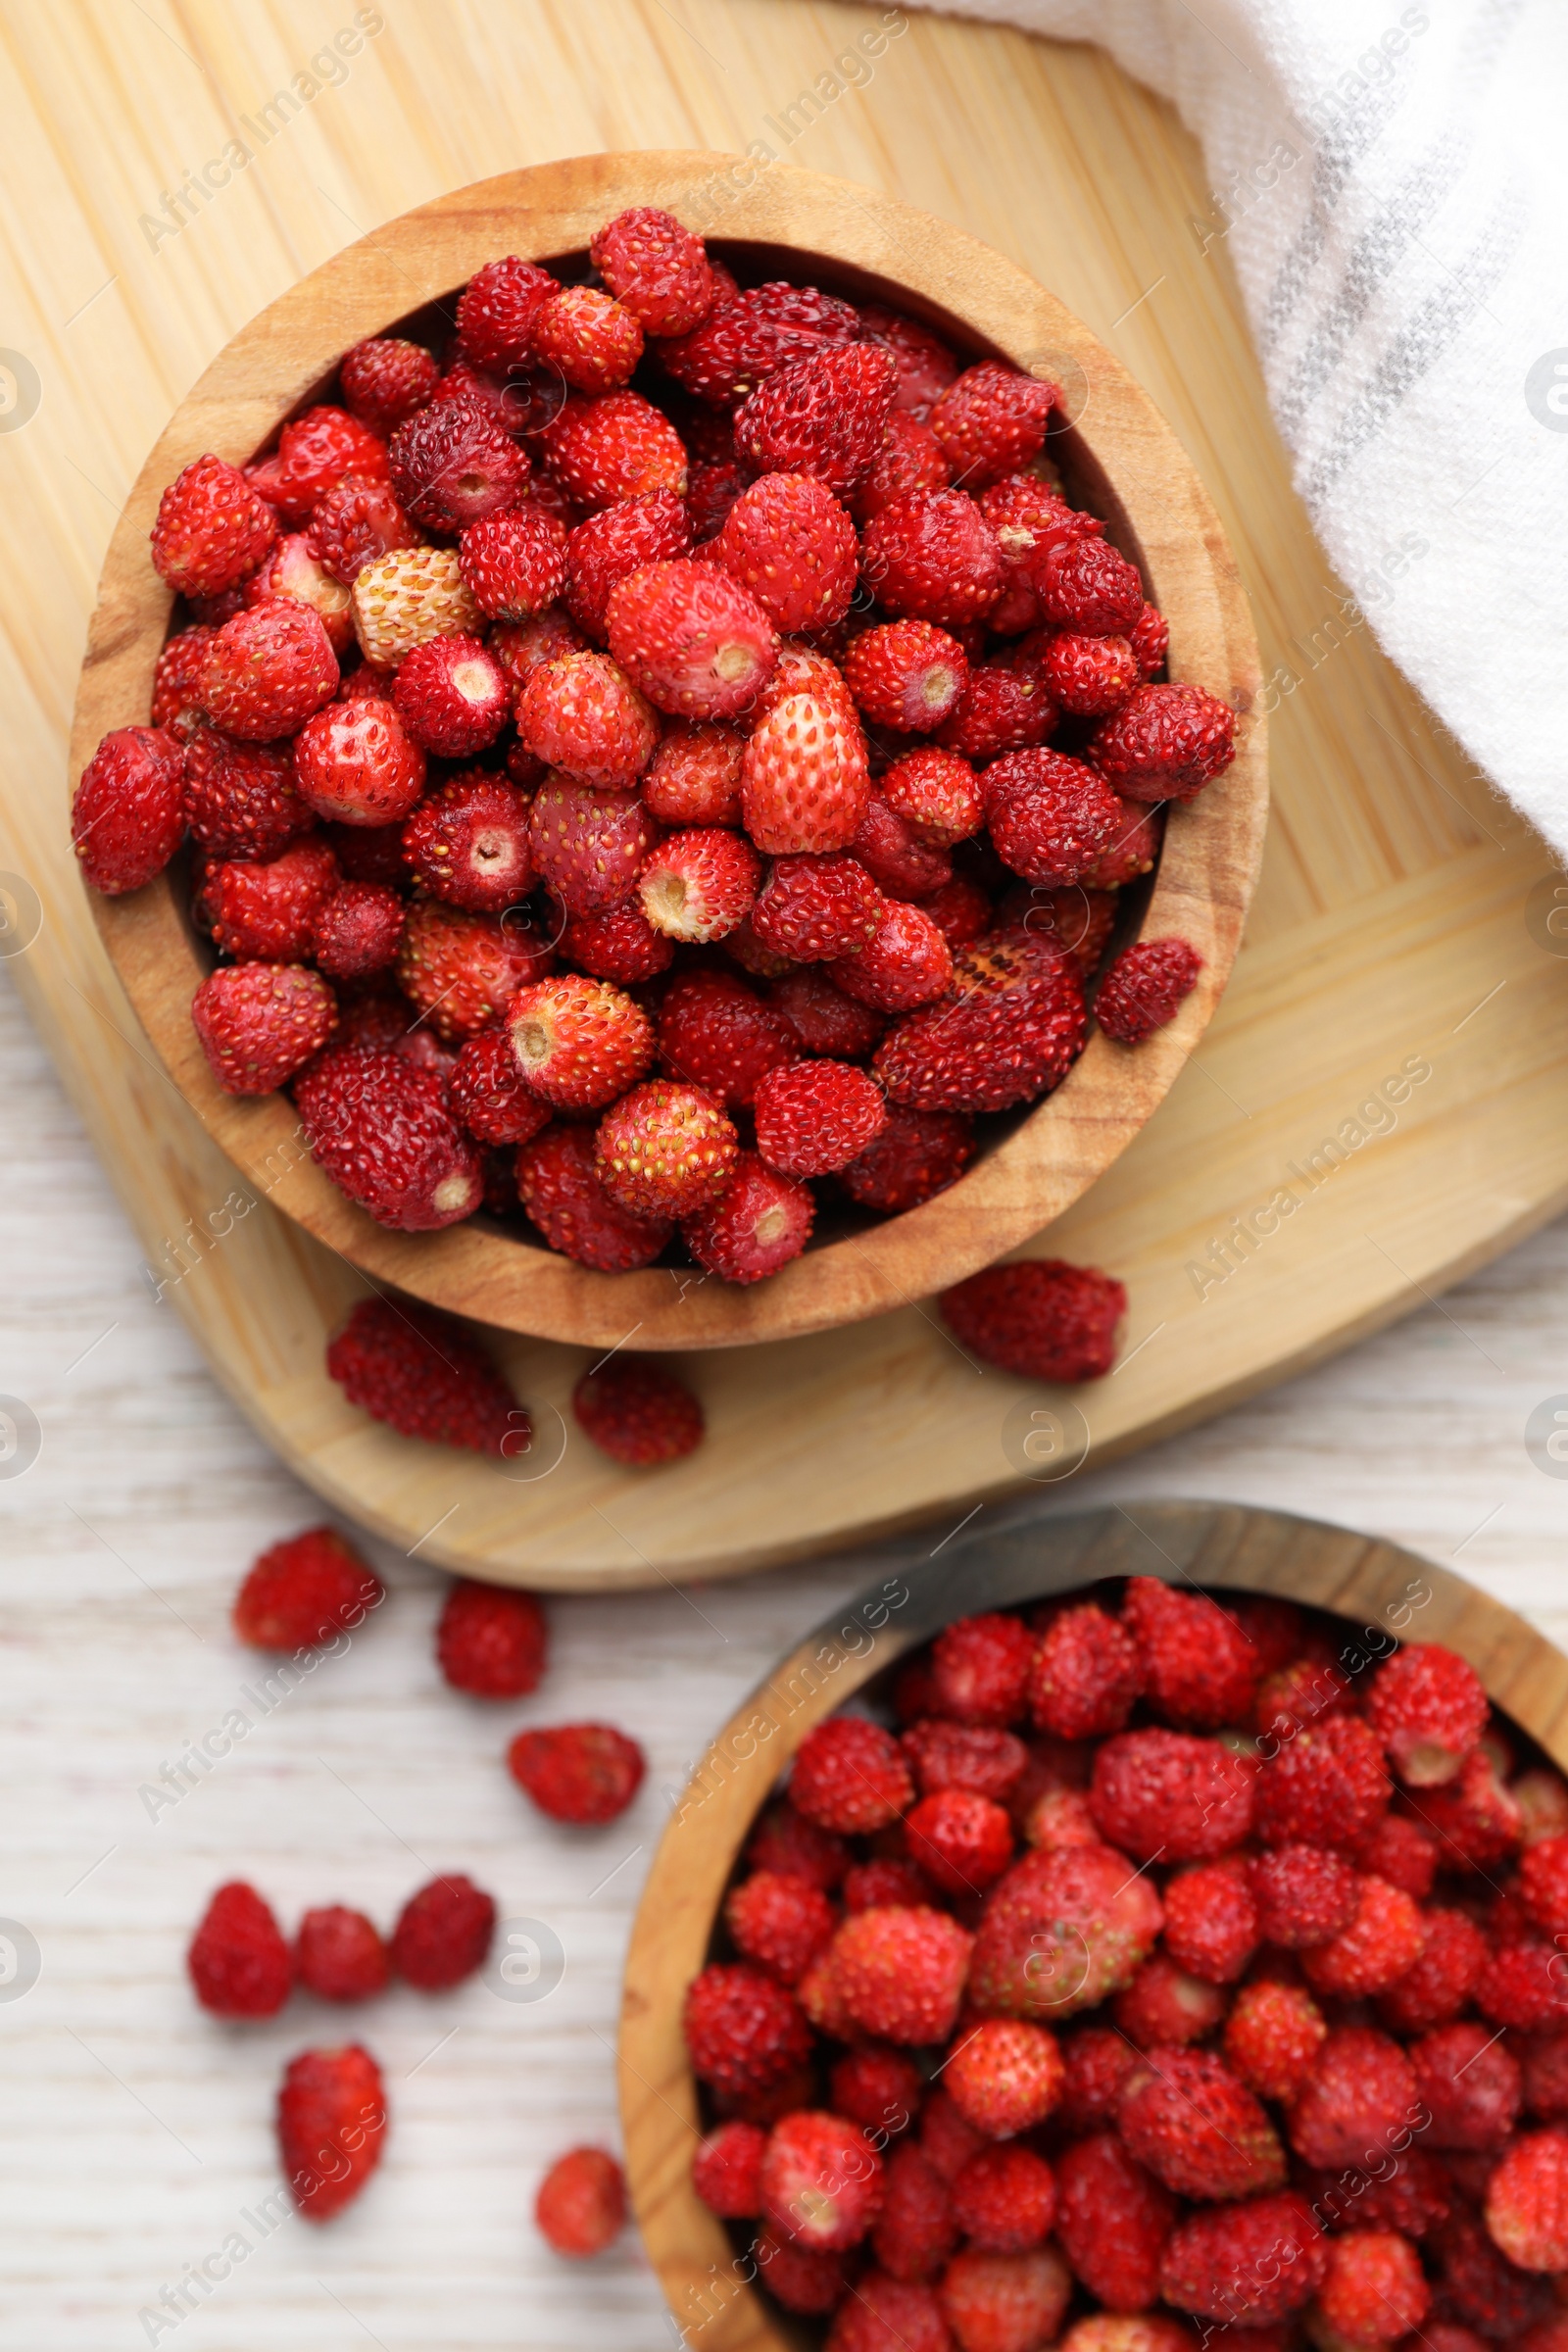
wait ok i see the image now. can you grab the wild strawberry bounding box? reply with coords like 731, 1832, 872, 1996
715, 470, 859, 633
938, 2245, 1073, 2352
1319, 2228, 1431, 2345
686, 456, 745, 540
564, 490, 691, 640
516, 1123, 672, 1270
941, 1258, 1127, 1384
1096, 938, 1203, 1045
906, 1788, 1013, 1896
188, 1881, 293, 2017
295, 1907, 389, 2003
792, 1717, 914, 1835
526, 778, 661, 914
741, 683, 870, 854
724, 1870, 837, 1986
641, 718, 745, 825
567, 1353, 706, 1475
388, 633, 508, 758
435, 1579, 547, 1699
937, 664, 1057, 761
860, 490, 1004, 625
825, 1904, 973, 2045
533, 284, 643, 392
1437, 2204, 1552, 2339
1078, 798, 1162, 895
508, 1722, 646, 1824
1286, 2024, 1419, 2172
694, 2119, 766, 2218
844, 620, 969, 734
387, 1875, 495, 1991
1162, 1855, 1259, 1983
515, 650, 656, 784
659, 279, 860, 403
984, 747, 1124, 885
926, 1613, 1032, 1727
323, 1296, 520, 1454
544, 388, 689, 509
191, 961, 335, 1095
899, 1727, 1026, 1811
152, 626, 217, 738
1367, 1643, 1490, 1788
733, 344, 899, 496
1422, 1744, 1525, 1870
1408, 2019, 1523, 2153
1090, 682, 1237, 801
1159, 2191, 1328, 2325
1475, 1939, 1568, 2031
832, 2044, 923, 2137
952, 2145, 1056, 2256
151, 452, 279, 599
607, 557, 777, 719
277, 2043, 387, 2222
199, 599, 338, 740
453, 505, 566, 623
455, 256, 557, 370
1119, 2046, 1285, 2200
1376, 1904, 1487, 2034
502, 972, 650, 1109
748, 1800, 850, 1891
825, 901, 952, 1013
264, 405, 390, 527
244, 531, 355, 652
1028, 1603, 1143, 1740
73, 725, 185, 895
1223, 1979, 1326, 2103
1113, 1952, 1227, 2047
1041, 630, 1139, 717
306, 475, 421, 588
750, 852, 884, 961
1089, 1728, 1256, 1861
1248, 1843, 1359, 1946
534, 2145, 626, 2258
1486, 2130, 1568, 2271
1257, 1714, 1391, 1847
658, 967, 798, 1105
851, 411, 953, 525
290, 702, 425, 831
858, 306, 958, 419
845, 1861, 933, 1921
880, 744, 984, 844
768, 966, 884, 1057
297, 1046, 486, 1226
351, 544, 481, 667
1118, 1576, 1259, 1731
930, 363, 1057, 491
1300, 1874, 1427, 1996
593, 1075, 739, 1223
561, 898, 673, 984
338, 334, 439, 434
232, 1523, 382, 1651
876, 931, 1086, 1111
848, 794, 953, 901
452, 1024, 555, 1145
868, 2139, 957, 2283
638, 826, 760, 943
401, 773, 531, 912
1028, 534, 1144, 637
724, 915, 798, 979
683, 1151, 814, 1281
396, 898, 551, 1041
761, 2110, 884, 2253
1055, 2132, 1175, 2310
589, 206, 714, 335
751, 1060, 883, 1179
684, 1962, 812, 2103
968, 1842, 1163, 2021
388, 398, 525, 532
978, 480, 1097, 625
757, 2226, 849, 2314
206, 838, 339, 959
1057, 2028, 1142, 2132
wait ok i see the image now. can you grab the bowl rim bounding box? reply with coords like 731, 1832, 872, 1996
71, 150, 1267, 1351
617, 1497, 1568, 2352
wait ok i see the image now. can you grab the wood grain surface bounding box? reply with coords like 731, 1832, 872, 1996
3, 0, 1564, 1590
620, 1502, 1568, 2352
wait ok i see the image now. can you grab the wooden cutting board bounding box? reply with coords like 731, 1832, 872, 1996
4, 1, 1565, 1589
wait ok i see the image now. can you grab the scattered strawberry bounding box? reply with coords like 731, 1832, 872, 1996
754, 1059, 887, 1177
72, 725, 185, 894
590, 207, 715, 335
930, 362, 1057, 490
351, 545, 482, 667
323, 1296, 521, 1453
694, 2119, 767, 2217
1089, 682, 1236, 801
535, 2145, 627, 2256
545, 388, 689, 508
572, 1353, 705, 1465
860, 489, 1005, 625
200, 599, 339, 741
188, 1882, 293, 2017
435, 1580, 548, 1698
295, 1907, 389, 2003
639, 825, 761, 942
517, 1123, 673, 1271
1096, 938, 1202, 1044
389, 1875, 496, 1989
233, 1524, 383, 1649
683, 1964, 813, 2105
509, 1723, 646, 1824
389, 398, 526, 532
942, 1259, 1126, 1381
277, 2043, 387, 2221
874, 932, 1085, 1113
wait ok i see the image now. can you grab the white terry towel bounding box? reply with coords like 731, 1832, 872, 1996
906, 0, 1568, 855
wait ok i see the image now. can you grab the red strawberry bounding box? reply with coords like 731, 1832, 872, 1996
306, 475, 420, 587
694, 2120, 767, 2218
936, 662, 1057, 760
544, 388, 689, 509
1087, 1728, 1255, 1862
1369, 1642, 1491, 1788
396, 898, 554, 1041
930, 362, 1058, 490
188, 1882, 293, 2017
985, 748, 1125, 885
682, 1150, 813, 1282
748, 640, 859, 732
881, 745, 985, 845
564, 490, 691, 640
338, 335, 440, 435
686, 457, 746, 542
715, 471, 859, 633
1030, 1604, 1144, 1740
150, 452, 278, 597
594, 1078, 739, 1218
527, 776, 662, 913
1158, 2190, 1327, 2325
324, 1296, 521, 1453
683, 1963, 813, 2106
906, 1787, 1014, 1896
829, 901, 954, 1013
448, 1030, 552, 1148
639, 825, 761, 942
535, 2146, 627, 2257
761, 2110, 885, 2252
516, 650, 660, 785
768, 966, 886, 1058
391, 1874, 496, 1988
1129, 602, 1170, 679
456, 256, 558, 370
844, 620, 970, 734
742, 683, 870, 854
642, 718, 746, 825
659, 280, 861, 403
278, 2044, 388, 2222
572, 1354, 705, 1465
726, 1871, 837, 1987
517, 1123, 672, 1271
293, 697, 426, 825
206, 838, 340, 959
607, 557, 777, 719
192, 961, 335, 1095
244, 531, 354, 652
402, 771, 534, 911
233, 1524, 383, 1649
1029, 535, 1145, 635
754, 1059, 887, 1177
939, 2248, 1073, 2352
657, 968, 799, 1107
457, 504, 567, 621
847, 793, 953, 901
590, 206, 715, 335
1090, 682, 1236, 800
1056, 2132, 1174, 2310
264, 405, 390, 526
559, 897, 674, 985
851, 411, 954, 526
1487, 2129, 1568, 2270
830, 1905, 973, 2046
532, 284, 644, 392
72, 725, 185, 894
840, 1104, 975, 1210
874, 932, 1085, 1113
858, 305, 960, 419
295, 1908, 389, 2003
1118, 2046, 1285, 2199
200, 599, 339, 740
435, 1579, 547, 1698
1041, 630, 1140, 716
295, 1047, 482, 1226
915, 875, 992, 947
859, 490, 1004, 625
1223, 1979, 1327, 2102
508, 1723, 646, 1824
751, 852, 885, 961
507, 972, 653, 1108
151, 626, 216, 737
733, 344, 899, 495
1122, 1574, 1260, 1730
389, 398, 526, 532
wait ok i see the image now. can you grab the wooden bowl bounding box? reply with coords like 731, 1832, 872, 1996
72, 151, 1266, 1352
618, 1500, 1568, 2352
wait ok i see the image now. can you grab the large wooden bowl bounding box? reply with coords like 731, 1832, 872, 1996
618, 1500, 1568, 2352
71, 151, 1266, 1352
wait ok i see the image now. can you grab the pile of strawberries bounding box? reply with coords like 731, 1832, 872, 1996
683, 1583, 1568, 2352
73, 205, 1230, 1285
187, 1523, 645, 2238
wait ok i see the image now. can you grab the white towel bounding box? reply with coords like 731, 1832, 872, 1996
906, 0, 1568, 855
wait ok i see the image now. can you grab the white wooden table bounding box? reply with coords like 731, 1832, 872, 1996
6, 959, 1568, 2352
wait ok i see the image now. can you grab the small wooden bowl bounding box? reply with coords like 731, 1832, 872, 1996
72, 152, 1266, 1352
618, 1501, 1568, 2352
